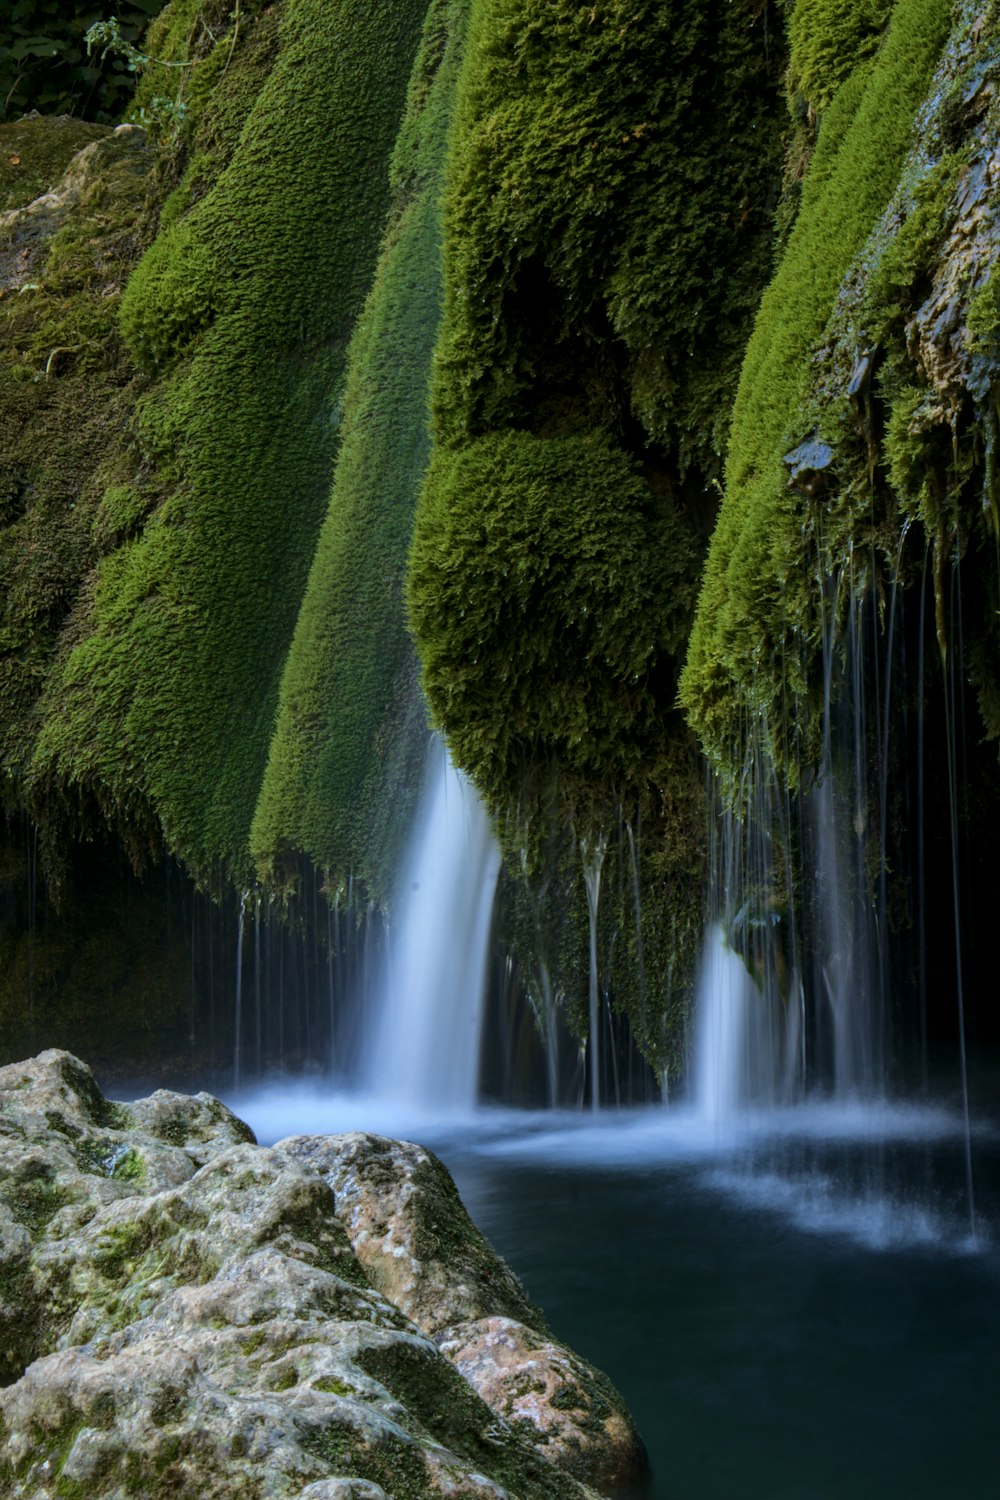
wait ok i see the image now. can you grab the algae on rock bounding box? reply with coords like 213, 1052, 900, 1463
0, 1051, 644, 1499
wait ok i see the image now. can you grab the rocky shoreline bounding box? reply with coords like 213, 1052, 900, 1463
0, 1052, 648, 1499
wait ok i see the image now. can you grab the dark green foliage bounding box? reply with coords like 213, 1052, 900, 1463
681, 0, 953, 787
251, 0, 470, 901
31, 0, 428, 888
0, 1, 169, 124
409, 429, 696, 834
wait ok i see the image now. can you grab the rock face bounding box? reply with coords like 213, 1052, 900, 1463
0, 1052, 648, 1499
280, 1134, 650, 1497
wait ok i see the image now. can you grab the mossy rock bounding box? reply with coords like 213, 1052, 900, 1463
250, 0, 472, 903
409, 427, 696, 837
0, 120, 155, 833
30, 0, 429, 889
0, 116, 109, 215
681, 0, 955, 789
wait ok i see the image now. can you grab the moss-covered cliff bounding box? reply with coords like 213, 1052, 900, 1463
680, 0, 1000, 821
404, 0, 787, 1069
3, 0, 999, 1080
250, 0, 472, 903
29, 0, 428, 890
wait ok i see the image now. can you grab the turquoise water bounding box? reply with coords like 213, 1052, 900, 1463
449, 1134, 999, 1500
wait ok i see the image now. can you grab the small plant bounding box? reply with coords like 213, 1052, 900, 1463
0, 2, 169, 123
85, 15, 188, 76
85, 14, 190, 140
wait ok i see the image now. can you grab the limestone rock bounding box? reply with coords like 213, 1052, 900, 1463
0, 113, 108, 216
439, 1317, 650, 1499
0, 119, 153, 291
280, 1132, 544, 1336
282, 1132, 648, 1497
0, 1053, 630, 1499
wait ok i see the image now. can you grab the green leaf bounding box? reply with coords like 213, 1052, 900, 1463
10, 37, 64, 60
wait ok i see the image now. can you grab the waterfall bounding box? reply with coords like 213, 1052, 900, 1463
580, 834, 607, 1112
693, 926, 771, 1121
693, 582, 893, 1115
364, 736, 501, 1111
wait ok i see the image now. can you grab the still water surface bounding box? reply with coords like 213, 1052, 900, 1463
229, 1089, 999, 1500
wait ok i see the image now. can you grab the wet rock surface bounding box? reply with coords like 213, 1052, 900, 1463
0, 1052, 646, 1499
438, 1317, 651, 1498
279, 1133, 545, 1337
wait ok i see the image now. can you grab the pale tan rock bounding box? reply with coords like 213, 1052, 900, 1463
439, 1317, 650, 1499
280, 1132, 543, 1336
282, 1132, 647, 1497
0, 126, 152, 291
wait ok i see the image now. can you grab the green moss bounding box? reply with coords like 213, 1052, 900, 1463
70, 1136, 143, 1179
0, 1260, 36, 1387
431, 0, 785, 476
787, 0, 893, 115
110, 1146, 146, 1182
864, 148, 967, 345
0, 124, 155, 823
8, 1169, 68, 1235
90, 1216, 157, 1278
0, 118, 108, 213
968, 260, 1000, 357
398, 0, 785, 1063
250, 0, 471, 902
356, 1338, 599, 1500
681, 0, 953, 786
30, 0, 429, 889
409, 428, 695, 836
313, 1375, 355, 1396
297, 1418, 434, 1500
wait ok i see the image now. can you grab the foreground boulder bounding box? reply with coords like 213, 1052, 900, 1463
283, 1133, 649, 1496
0, 1051, 648, 1499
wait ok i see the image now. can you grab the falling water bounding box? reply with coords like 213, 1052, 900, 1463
692, 925, 763, 1121
581, 833, 608, 1112
233, 891, 247, 1090
694, 571, 894, 1116
364, 736, 501, 1111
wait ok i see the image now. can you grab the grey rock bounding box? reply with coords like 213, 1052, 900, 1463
439, 1317, 650, 1497
298, 1485, 389, 1500
783, 437, 834, 495
0, 1054, 621, 1499
279, 1131, 543, 1335
281, 1131, 647, 1496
